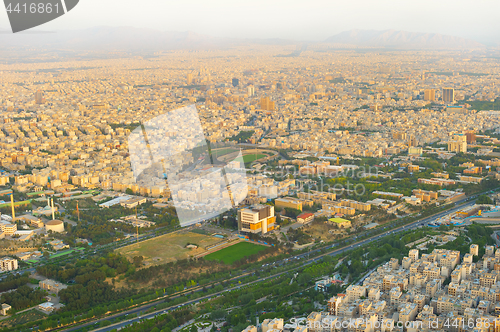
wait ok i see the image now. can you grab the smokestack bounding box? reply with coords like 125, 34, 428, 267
10, 194, 15, 220
51, 198, 55, 220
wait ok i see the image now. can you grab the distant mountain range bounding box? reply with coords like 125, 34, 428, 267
0, 27, 489, 53
0, 26, 232, 51
324, 29, 485, 49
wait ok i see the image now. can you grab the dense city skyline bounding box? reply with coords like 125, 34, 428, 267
0, 2, 500, 331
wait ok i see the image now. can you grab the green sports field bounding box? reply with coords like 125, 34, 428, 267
328, 217, 350, 224
242, 154, 265, 163
204, 241, 267, 264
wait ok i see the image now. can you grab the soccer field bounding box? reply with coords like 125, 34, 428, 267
204, 241, 267, 264
242, 153, 265, 163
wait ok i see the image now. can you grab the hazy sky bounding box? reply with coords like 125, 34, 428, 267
1, 0, 499, 43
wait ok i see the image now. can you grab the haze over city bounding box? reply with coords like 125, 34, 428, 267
1, 0, 500, 45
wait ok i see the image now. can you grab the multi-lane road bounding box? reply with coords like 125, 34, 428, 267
62, 197, 482, 332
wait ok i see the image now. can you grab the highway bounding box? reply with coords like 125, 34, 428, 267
58, 197, 480, 332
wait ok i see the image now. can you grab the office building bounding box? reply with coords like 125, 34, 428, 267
232, 78, 239, 87
247, 85, 255, 96
260, 97, 275, 111
443, 88, 455, 103
238, 204, 276, 234
448, 134, 467, 153
424, 89, 435, 101
466, 132, 476, 144
35, 89, 43, 104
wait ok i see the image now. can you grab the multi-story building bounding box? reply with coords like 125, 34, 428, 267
275, 197, 303, 211
0, 221, 17, 236
346, 285, 366, 303
448, 133, 467, 153
409, 249, 419, 262
470, 244, 479, 256
35, 89, 43, 104
261, 318, 283, 332
327, 295, 346, 316
0, 257, 18, 271
297, 212, 314, 224
260, 97, 275, 111
424, 89, 436, 101
40, 279, 68, 294
443, 88, 455, 103
238, 204, 276, 234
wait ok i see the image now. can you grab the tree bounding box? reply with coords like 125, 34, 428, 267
477, 195, 493, 205
125, 188, 134, 195
210, 309, 226, 320
133, 256, 144, 268
297, 273, 312, 286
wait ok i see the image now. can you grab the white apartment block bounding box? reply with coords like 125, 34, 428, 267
0, 257, 18, 271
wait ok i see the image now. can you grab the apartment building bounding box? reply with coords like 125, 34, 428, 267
275, 197, 303, 211
0, 257, 18, 271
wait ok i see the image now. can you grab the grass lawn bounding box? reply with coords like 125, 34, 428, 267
0, 309, 46, 328
204, 241, 267, 264
328, 217, 350, 224
50, 247, 84, 259
241, 154, 265, 163
116, 231, 221, 266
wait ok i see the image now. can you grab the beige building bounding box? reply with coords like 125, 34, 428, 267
424, 89, 436, 101
470, 244, 479, 256
45, 219, 64, 233
275, 197, 303, 211
238, 204, 276, 234
346, 285, 366, 303
0, 304, 11, 316
0, 221, 17, 236
448, 134, 467, 153
0, 257, 18, 271
261, 318, 283, 332
40, 279, 67, 294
